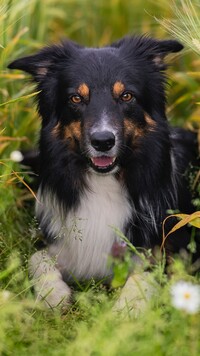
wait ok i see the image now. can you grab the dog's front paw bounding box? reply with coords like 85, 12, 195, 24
35, 277, 71, 310
29, 250, 71, 310
113, 272, 157, 317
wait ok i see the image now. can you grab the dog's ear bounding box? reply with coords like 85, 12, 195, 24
154, 39, 183, 54
8, 40, 80, 81
149, 39, 183, 69
111, 36, 183, 70
8, 52, 53, 81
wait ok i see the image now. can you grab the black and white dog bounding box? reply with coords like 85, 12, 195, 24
8, 35, 199, 308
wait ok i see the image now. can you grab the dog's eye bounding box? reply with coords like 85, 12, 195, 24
121, 92, 134, 102
70, 94, 82, 104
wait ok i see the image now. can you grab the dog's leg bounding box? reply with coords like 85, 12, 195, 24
29, 250, 71, 310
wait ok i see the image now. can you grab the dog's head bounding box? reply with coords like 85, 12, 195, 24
8, 36, 183, 174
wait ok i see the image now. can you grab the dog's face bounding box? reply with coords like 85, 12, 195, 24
8, 36, 183, 174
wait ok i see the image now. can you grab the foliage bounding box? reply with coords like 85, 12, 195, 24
0, 0, 200, 355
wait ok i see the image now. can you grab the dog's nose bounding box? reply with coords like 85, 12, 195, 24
90, 131, 115, 152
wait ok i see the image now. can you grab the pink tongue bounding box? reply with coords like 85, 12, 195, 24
92, 156, 114, 167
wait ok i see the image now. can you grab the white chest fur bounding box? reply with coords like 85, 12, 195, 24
36, 174, 132, 281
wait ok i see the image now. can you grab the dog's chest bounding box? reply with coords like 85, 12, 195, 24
37, 174, 132, 281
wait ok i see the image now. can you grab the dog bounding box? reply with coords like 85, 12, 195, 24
8, 35, 199, 308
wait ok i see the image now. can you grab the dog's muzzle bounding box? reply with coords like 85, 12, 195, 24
89, 130, 117, 173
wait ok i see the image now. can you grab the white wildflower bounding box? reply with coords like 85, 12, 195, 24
10, 150, 23, 162
171, 281, 200, 314
1, 290, 11, 301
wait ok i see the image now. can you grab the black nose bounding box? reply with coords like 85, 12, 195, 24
90, 131, 115, 152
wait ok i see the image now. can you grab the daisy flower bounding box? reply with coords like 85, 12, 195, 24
171, 281, 200, 314
10, 150, 24, 162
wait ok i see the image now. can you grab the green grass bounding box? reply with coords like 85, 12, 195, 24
0, 257, 200, 355
0, 0, 200, 355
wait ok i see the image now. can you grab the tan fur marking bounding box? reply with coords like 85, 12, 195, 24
124, 118, 144, 139
52, 123, 61, 137
37, 67, 48, 76
64, 122, 81, 149
144, 113, 157, 131
36, 61, 52, 77
52, 122, 81, 151
113, 81, 125, 97
152, 55, 163, 67
78, 83, 89, 98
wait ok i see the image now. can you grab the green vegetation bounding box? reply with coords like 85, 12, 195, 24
0, 0, 200, 355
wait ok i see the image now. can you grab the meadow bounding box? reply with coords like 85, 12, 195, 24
0, 0, 200, 355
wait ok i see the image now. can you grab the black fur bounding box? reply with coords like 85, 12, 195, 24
8, 35, 200, 265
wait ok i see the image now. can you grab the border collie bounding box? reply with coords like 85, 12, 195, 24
8, 35, 199, 308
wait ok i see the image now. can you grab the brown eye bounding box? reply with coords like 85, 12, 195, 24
70, 94, 82, 104
121, 92, 134, 102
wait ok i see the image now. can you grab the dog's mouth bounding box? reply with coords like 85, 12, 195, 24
89, 156, 117, 173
